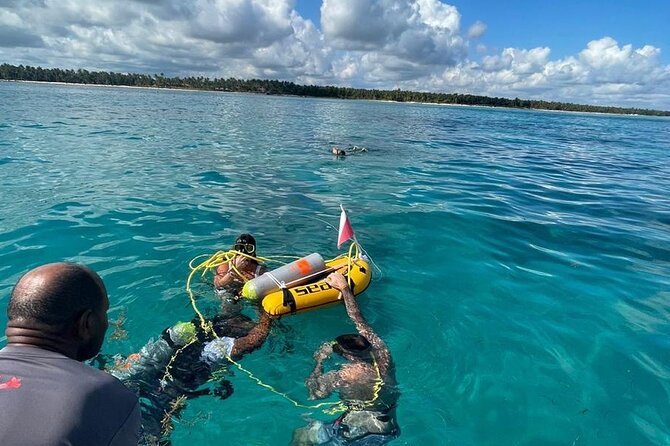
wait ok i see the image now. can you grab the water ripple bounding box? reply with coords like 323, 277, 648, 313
1, 83, 669, 445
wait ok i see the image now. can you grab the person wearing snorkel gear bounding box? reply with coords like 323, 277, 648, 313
109, 306, 273, 445
108, 235, 271, 444
331, 147, 347, 157
214, 233, 267, 292
331, 146, 368, 157
291, 272, 399, 445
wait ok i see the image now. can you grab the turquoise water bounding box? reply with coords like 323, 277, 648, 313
1, 81, 670, 445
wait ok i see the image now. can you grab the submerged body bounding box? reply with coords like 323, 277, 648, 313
112, 310, 272, 445
291, 273, 399, 445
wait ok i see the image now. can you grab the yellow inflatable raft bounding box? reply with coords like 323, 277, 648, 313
261, 256, 372, 317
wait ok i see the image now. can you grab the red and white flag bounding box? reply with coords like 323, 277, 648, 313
337, 205, 355, 248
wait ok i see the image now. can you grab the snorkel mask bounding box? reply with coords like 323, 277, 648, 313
233, 233, 256, 256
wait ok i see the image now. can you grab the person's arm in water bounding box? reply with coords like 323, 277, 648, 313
305, 342, 342, 399
229, 311, 272, 360
214, 256, 257, 288
213, 262, 232, 288
325, 272, 392, 376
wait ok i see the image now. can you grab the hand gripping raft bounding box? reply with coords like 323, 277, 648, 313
241, 252, 372, 316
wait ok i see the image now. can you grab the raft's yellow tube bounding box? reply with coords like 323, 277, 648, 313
261, 256, 372, 317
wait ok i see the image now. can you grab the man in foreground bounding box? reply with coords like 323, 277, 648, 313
0, 262, 140, 446
291, 272, 399, 445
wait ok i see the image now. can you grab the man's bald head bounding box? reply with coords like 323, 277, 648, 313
8, 262, 107, 329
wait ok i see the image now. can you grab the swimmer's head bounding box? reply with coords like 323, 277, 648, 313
332, 147, 346, 156
333, 334, 372, 361
233, 233, 256, 256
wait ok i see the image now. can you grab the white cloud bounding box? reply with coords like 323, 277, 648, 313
411, 37, 670, 109
52, 0, 136, 28
482, 47, 551, 74
414, 0, 460, 32
0, 1, 669, 109
467, 20, 486, 39
320, 0, 467, 84
0, 9, 23, 27
189, 0, 292, 47
332, 54, 360, 80
249, 12, 332, 80
321, 0, 412, 50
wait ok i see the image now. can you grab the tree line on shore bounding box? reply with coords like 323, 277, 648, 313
2, 63, 668, 116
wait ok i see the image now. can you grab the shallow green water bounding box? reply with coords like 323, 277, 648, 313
1, 82, 669, 445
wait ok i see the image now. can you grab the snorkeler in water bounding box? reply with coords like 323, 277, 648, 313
331, 146, 368, 157
291, 272, 399, 445
214, 233, 267, 294
110, 308, 273, 445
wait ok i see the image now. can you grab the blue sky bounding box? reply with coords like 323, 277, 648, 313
1, 0, 669, 110
295, 0, 670, 63
444, 0, 669, 62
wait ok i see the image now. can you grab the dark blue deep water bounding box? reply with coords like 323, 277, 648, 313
1, 82, 669, 445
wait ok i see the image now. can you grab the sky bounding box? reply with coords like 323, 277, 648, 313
1, 0, 669, 110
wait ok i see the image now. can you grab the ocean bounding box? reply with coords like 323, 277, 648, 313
1, 81, 669, 445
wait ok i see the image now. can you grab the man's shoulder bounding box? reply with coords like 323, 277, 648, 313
65, 359, 139, 414
76, 361, 137, 398
1, 346, 135, 401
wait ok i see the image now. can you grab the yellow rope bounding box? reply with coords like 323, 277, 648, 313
160, 394, 187, 437
345, 241, 360, 289
322, 358, 384, 414
181, 250, 341, 411
219, 355, 344, 412
185, 249, 271, 336
179, 244, 380, 415
159, 338, 198, 387
213, 344, 383, 415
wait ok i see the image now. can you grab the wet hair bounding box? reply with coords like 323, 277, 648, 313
333, 334, 372, 360
7, 263, 106, 327
235, 233, 256, 246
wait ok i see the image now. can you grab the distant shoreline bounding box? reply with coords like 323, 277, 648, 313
2, 79, 208, 94
4, 79, 662, 119
2, 63, 669, 117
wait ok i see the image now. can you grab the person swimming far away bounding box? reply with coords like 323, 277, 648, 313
331, 145, 368, 157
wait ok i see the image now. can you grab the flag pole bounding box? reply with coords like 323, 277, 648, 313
352, 234, 362, 257
338, 203, 358, 298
